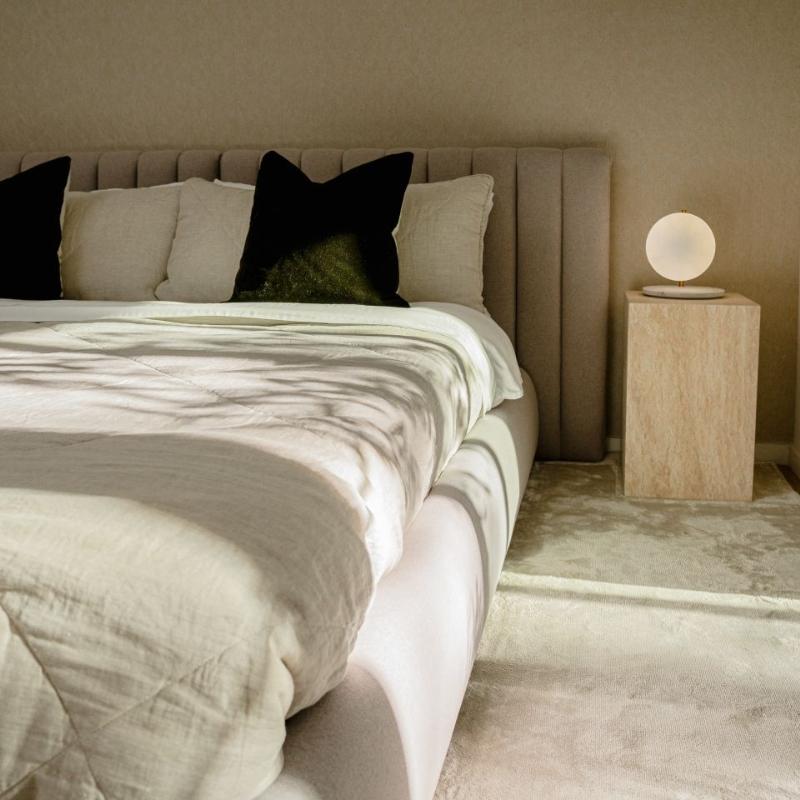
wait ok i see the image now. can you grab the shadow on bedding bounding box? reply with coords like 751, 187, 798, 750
0, 428, 377, 799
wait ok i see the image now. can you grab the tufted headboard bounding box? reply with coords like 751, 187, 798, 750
0, 146, 610, 461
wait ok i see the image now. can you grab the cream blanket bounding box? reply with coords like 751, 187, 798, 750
0, 302, 522, 799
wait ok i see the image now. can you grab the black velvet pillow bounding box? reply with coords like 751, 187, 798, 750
233, 151, 413, 306
0, 156, 71, 300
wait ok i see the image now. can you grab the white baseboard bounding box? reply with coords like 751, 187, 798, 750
606, 437, 791, 465
790, 444, 800, 477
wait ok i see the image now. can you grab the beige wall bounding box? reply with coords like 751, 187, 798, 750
2, 0, 799, 443
795, 257, 800, 473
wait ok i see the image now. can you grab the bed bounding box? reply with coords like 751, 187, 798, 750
0, 147, 610, 800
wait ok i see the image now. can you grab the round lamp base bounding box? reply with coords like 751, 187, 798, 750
642, 285, 726, 300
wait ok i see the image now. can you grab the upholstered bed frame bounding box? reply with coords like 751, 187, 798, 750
0, 146, 610, 460
0, 146, 610, 799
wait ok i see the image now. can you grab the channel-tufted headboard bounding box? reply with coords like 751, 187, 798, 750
0, 146, 610, 461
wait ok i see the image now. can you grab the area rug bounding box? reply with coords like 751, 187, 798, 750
435, 461, 800, 800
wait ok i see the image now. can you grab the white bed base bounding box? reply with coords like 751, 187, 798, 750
261, 371, 537, 800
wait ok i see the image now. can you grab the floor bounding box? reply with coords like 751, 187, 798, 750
435, 461, 800, 800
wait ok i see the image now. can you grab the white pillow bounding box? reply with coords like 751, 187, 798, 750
61, 184, 180, 300
395, 174, 493, 312
152, 174, 493, 310
156, 178, 254, 302
214, 179, 254, 190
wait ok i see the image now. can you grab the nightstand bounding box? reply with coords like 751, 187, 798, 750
623, 291, 760, 501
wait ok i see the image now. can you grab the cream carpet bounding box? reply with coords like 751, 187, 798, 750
435, 461, 800, 800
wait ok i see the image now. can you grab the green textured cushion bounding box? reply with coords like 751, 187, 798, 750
235, 232, 383, 305
233, 150, 413, 307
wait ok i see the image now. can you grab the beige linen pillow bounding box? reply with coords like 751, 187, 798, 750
61, 184, 180, 300
156, 178, 255, 302
395, 174, 493, 311
153, 174, 494, 309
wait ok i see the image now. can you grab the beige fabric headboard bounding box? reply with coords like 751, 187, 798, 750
0, 146, 610, 461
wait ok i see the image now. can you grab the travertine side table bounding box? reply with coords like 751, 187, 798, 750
623, 291, 760, 501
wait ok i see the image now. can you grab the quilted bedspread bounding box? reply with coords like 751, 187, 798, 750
0, 302, 521, 799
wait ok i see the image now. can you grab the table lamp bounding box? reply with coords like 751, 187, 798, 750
642, 211, 724, 299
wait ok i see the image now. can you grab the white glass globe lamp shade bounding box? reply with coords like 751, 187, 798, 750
642, 211, 724, 299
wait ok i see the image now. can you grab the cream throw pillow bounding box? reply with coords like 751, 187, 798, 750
395, 174, 493, 311
61, 184, 180, 300
156, 178, 254, 302
152, 174, 493, 308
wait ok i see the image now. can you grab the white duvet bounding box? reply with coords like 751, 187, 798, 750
0, 300, 522, 799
